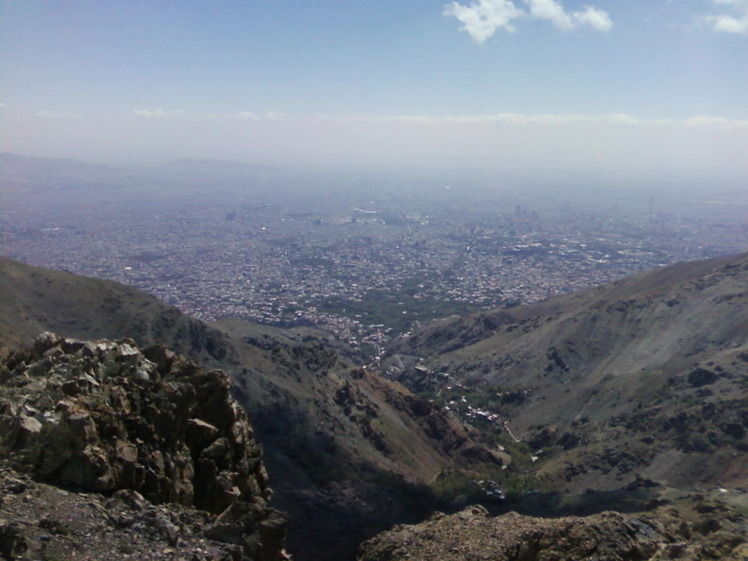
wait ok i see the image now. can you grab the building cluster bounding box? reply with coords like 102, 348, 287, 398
3, 187, 746, 350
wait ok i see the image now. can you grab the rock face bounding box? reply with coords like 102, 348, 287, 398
0, 333, 287, 561
358, 504, 748, 561
0, 466, 280, 561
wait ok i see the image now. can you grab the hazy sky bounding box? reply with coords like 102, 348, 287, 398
1, 0, 747, 179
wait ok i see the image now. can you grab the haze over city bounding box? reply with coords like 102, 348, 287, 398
1, 0, 746, 180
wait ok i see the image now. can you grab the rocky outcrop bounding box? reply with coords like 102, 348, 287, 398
0, 465, 285, 561
358, 504, 748, 561
0, 333, 287, 561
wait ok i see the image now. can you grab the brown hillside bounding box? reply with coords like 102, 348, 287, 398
387, 252, 748, 495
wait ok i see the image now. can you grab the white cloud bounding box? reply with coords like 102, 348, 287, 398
379, 112, 748, 128
607, 113, 640, 125
705, 0, 748, 34
0, 102, 6, 108
682, 115, 748, 127
444, 0, 611, 41
708, 14, 748, 33
570, 5, 612, 31
525, 0, 574, 30
134, 108, 173, 118
524, 0, 612, 31
443, 0, 525, 42
28, 108, 748, 130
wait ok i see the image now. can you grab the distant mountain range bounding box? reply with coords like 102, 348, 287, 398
0, 152, 282, 194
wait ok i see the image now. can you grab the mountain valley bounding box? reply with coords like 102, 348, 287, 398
1, 253, 747, 560
0, 256, 504, 561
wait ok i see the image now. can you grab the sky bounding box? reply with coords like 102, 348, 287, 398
1, 0, 747, 180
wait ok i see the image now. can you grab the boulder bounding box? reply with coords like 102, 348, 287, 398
0, 333, 287, 561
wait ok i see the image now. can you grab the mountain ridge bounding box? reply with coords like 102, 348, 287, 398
385, 251, 748, 498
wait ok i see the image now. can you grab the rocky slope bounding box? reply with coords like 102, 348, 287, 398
0, 466, 284, 561
386, 252, 748, 497
0, 333, 287, 561
204, 318, 507, 561
358, 501, 748, 561
216, 318, 505, 484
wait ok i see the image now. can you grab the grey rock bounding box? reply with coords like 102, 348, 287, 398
0, 334, 288, 561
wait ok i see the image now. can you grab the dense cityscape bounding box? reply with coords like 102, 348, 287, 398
3, 165, 747, 354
